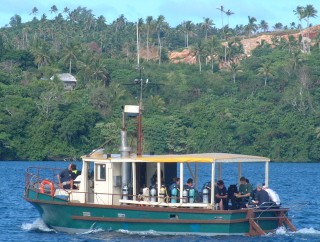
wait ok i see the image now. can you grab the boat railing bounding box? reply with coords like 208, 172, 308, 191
25, 166, 62, 189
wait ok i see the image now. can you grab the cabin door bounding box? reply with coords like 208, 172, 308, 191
94, 163, 112, 205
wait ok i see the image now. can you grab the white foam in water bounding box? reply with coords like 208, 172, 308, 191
117, 229, 161, 236
21, 218, 55, 232
79, 228, 104, 234
296, 227, 320, 234
275, 226, 288, 235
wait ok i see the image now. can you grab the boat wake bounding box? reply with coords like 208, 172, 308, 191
272, 226, 320, 238
21, 218, 56, 233
295, 227, 320, 234
117, 229, 161, 236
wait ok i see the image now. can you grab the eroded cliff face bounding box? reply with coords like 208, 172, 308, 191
167, 25, 320, 64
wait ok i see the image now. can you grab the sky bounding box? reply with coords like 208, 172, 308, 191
1, 0, 320, 29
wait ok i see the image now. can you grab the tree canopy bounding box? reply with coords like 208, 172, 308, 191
0, 5, 319, 161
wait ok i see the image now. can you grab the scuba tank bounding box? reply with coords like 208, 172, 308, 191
171, 185, 178, 203
142, 187, 149, 202
150, 185, 157, 202
202, 187, 209, 203
159, 185, 166, 203
122, 184, 128, 200
189, 188, 195, 203
182, 189, 188, 203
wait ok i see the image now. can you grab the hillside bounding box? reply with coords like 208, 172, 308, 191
1, 7, 320, 162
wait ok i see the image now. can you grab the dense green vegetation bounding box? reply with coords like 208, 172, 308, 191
0, 5, 320, 161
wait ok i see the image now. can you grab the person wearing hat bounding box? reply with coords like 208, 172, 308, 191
250, 183, 270, 206
214, 180, 228, 210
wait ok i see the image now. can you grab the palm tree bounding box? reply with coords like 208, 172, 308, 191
156, 15, 165, 65
202, 17, 214, 40
50, 5, 58, 16
61, 42, 82, 74
22, 27, 31, 48
294, 6, 305, 33
184, 20, 194, 49
9, 14, 22, 27
246, 16, 257, 37
216, 5, 225, 35
63, 7, 70, 18
226, 37, 244, 62
227, 61, 242, 83
259, 20, 269, 33
136, 18, 144, 65
258, 61, 273, 86
246, 16, 257, 53
290, 22, 296, 29
96, 15, 106, 31
206, 35, 220, 71
114, 14, 127, 32
273, 22, 283, 31
146, 16, 153, 61
146, 95, 166, 113
192, 39, 204, 72
30, 7, 38, 16
304, 5, 318, 38
32, 43, 52, 69
225, 9, 234, 27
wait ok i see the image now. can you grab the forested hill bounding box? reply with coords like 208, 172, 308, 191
0, 6, 320, 161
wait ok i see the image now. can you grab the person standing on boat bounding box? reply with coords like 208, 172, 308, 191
235, 176, 253, 208
214, 180, 228, 210
57, 163, 74, 189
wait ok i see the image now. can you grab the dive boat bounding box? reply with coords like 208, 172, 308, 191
24, 105, 296, 236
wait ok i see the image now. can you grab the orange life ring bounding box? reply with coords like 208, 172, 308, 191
40, 179, 55, 196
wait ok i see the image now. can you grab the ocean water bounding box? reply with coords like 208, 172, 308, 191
1, 161, 319, 242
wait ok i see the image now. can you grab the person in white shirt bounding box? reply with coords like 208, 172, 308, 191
262, 185, 281, 205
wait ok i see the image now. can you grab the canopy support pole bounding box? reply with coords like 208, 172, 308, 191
132, 162, 136, 200
179, 162, 184, 202
265, 161, 269, 187
195, 163, 198, 189
238, 162, 242, 182
157, 162, 161, 197
211, 161, 216, 208
218, 163, 222, 180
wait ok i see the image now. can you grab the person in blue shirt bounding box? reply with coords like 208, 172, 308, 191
215, 180, 228, 210
57, 164, 74, 189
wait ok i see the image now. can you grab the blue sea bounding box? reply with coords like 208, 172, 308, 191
1, 161, 319, 242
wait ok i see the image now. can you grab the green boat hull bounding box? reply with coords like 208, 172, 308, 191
25, 189, 285, 235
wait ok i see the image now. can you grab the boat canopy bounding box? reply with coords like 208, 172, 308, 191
132, 153, 269, 163
83, 151, 270, 164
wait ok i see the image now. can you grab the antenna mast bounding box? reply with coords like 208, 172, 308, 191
136, 20, 143, 156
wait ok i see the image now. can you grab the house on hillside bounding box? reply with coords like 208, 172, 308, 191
55, 73, 77, 91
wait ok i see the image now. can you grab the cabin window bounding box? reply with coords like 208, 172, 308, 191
96, 164, 106, 181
